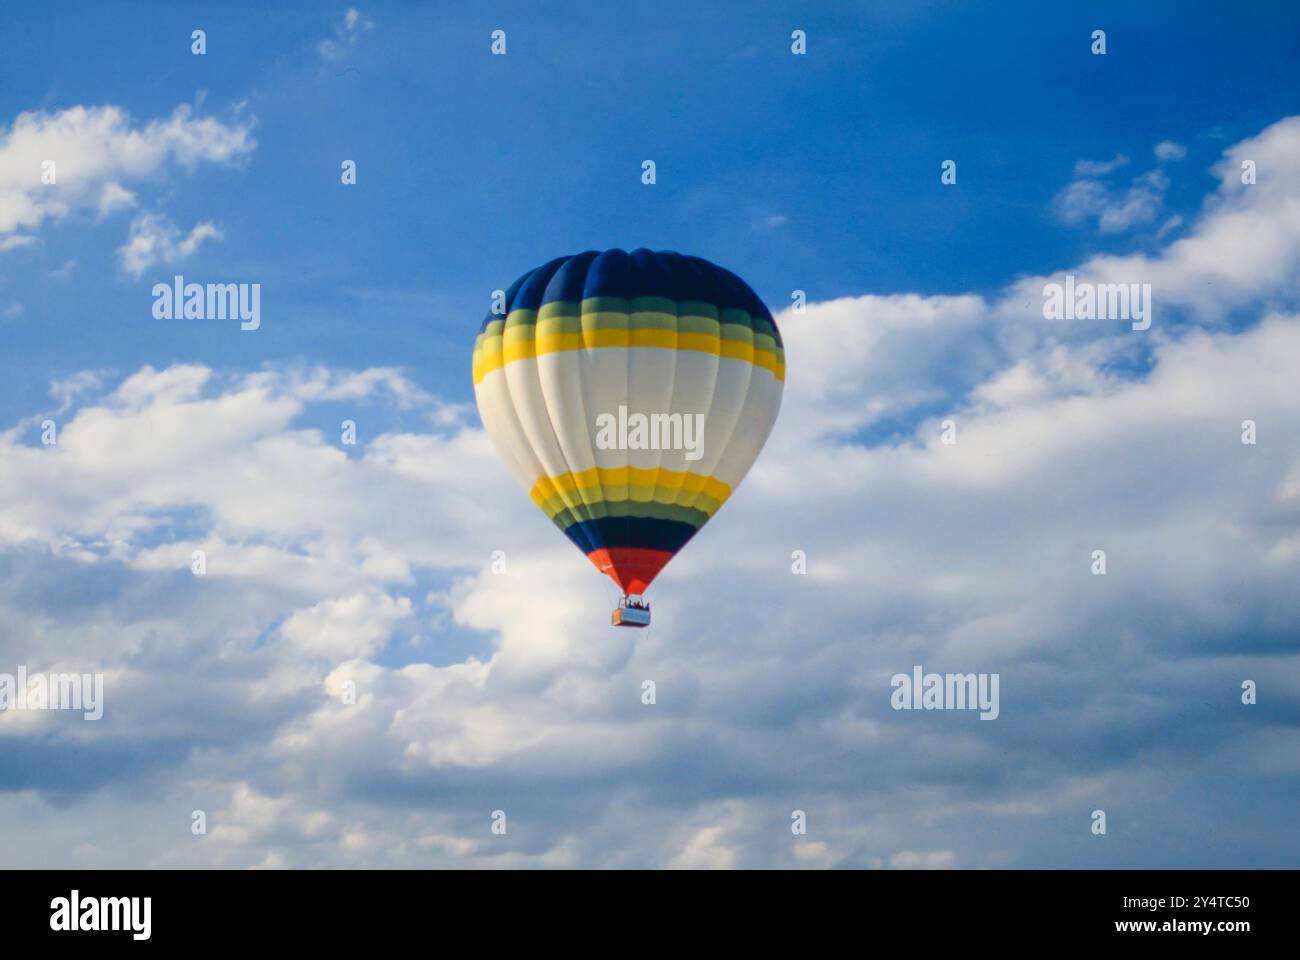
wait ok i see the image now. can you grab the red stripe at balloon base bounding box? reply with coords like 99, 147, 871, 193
586, 547, 675, 596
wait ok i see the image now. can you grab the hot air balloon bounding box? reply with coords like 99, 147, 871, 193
471, 249, 784, 626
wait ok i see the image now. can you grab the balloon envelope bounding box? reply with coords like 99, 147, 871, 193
472, 249, 784, 596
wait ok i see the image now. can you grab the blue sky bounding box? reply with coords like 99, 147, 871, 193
5, 0, 1299, 418
2, 2, 1299, 868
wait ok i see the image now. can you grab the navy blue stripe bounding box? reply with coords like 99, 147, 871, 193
560, 516, 700, 555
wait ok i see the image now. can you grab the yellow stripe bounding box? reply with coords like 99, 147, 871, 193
528, 467, 732, 512
473, 334, 785, 384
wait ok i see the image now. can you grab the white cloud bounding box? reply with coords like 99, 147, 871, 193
96, 181, 136, 217
1028, 115, 1300, 321
888, 850, 958, 869
1073, 154, 1129, 177
1056, 166, 1169, 233
1155, 140, 1188, 161
117, 213, 221, 276
1055, 139, 1193, 235
666, 822, 742, 869
778, 292, 990, 436
46, 258, 78, 279
280, 592, 413, 659
48, 369, 102, 412
0, 103, 253, 247
319, 8, 374, 61
1156, 214, 1183, 240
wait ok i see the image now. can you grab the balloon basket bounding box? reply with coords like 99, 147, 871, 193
611, 595, 651, 628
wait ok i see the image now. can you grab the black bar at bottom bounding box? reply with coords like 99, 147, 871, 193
0, 868, 1285, 945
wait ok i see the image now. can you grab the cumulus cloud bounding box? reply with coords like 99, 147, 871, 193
0, 103, 254, 247
279, 592, 413, 660
2, 117, 1300, 868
